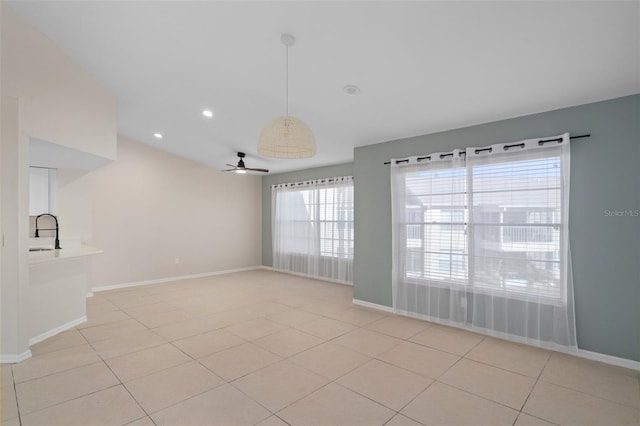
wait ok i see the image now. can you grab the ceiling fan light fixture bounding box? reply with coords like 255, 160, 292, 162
222, 152, 269, 174
257, 33, 316, 159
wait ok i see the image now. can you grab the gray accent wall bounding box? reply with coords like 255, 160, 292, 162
353, 95, 639, 361
261, 95, 639, 361
261, 162, 354, 267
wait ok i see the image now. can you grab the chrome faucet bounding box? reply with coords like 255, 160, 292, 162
34, 213, 61, 250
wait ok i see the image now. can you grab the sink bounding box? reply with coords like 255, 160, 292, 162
29, 237, 55, 252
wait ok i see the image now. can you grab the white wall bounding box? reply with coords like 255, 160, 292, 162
57, 169, 94, 244
1, 4, 117, 361
75, 137, 263, 289
1, 7, 117, 161
1, 7, 260, 359
1, 97, 31, 361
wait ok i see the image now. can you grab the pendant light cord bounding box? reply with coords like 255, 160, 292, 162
285, 43, 289, 117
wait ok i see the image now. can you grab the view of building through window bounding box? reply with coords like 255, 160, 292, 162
272, 177, 354, 283
402, 156, 563, 300
279, 186, 354, 259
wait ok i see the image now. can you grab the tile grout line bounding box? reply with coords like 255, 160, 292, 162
535, 376, 640, 411
190, 319, 367, 402
410, 335, 532, 416
86, 302, 209, 422
294, 313, 472, 423
85, 332, 155, 422
165, 329, 290, 421
359, 327, 527, 423
516, 348, 554, 424
16, 382, 123, 422
10, 364, 24, 426
531, 351, 640, 413
424, 335, 544, 423
11, 331, 96, 388
13, 309, 450, 425
266, 315, 445, 425
100, 306, 241, 423
104, 320, 229, 421
214, 311, 398, 422
15, 271, 638, 426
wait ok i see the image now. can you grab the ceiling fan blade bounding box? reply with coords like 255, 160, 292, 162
224, 154, 267, 173
221, 168, 237, 172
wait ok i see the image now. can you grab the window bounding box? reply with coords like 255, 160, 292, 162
318, 187, 354, 259
400, 153, 565, 300
272, 176, 354, 283
401, 162, 469, 286
391, 134, 576, 349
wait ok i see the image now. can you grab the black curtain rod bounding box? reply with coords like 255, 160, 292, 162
273, 176, 354, 188
383, 134, 590, 165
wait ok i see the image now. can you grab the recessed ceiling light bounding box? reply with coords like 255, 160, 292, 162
343, 85, 361, 96
153, 133, 163, 139
202, 109, 214, 118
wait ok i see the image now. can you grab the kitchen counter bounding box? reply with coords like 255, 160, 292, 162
28, 245, 103, 265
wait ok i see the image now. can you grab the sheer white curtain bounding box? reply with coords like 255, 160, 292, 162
272, 176, 354, 283
391, 134, 576, 350
391, 149, 470, 324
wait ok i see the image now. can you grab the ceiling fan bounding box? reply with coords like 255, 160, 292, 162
222, 152, 269, 174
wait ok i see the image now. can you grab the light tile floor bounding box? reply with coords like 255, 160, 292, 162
2, 270, 638, 425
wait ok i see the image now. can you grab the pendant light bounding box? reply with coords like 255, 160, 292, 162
258, 34, 316, 159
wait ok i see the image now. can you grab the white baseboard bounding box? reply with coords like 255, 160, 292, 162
352, 298, 394, 313
572, 348, 640, 371
29, 316, 87, 346
86, 292, 94, 298
356, 301, 640, 371
86, 265, 640, 372
261, 265, 353, 286
91, 266, 262, 294
0, 350, 32, 364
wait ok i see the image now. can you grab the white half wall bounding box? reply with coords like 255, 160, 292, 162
82, 137, 262, 290
29, 257, 88, 340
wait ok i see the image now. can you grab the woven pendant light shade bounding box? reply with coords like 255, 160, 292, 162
258, 115, 316, 159
258, 34, 316, 159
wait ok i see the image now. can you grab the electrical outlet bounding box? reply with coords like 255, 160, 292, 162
175, 257, 180, 264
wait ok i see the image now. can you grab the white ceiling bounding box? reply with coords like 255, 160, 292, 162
7, 1, 640, 174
